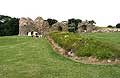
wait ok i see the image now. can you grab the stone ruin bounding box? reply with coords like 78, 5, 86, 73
34, 17, 44, 33
19, 17, 69, 36
78, 20, 95, 33
34, 17, 49, 36
19, 17, 35, 36
19, 17, 49, 36
50, 21, 68, 32
19, 17, 96, 36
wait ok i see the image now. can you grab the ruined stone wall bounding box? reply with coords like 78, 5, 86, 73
78, 21, 95, 33
19, 17, 96, 36
42, 21, 50, 36
19, 17, 34, 36
19, 17, 49, 36
34, 17, 44, 33
50, 21, 68, 31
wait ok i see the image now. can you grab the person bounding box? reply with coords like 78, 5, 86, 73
31, 31, 34, 37
35, 32, 39, 38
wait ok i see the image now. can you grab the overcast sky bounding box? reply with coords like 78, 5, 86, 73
0, 0, 120, 26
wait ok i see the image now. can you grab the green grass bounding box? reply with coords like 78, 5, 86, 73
0, 36, 120, 78
50, 32, 120, 59
81, 32, 120, 47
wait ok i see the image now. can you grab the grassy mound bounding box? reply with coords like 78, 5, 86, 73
50, 32, 120, 59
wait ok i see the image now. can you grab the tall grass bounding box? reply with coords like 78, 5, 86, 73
50, 32, 120, 59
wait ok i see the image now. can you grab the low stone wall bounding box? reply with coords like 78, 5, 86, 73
92, 28, 120, 33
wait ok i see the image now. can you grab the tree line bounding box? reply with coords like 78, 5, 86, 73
108, 24, 120, 28
1, 15, 120, 36
0, 15, 19, 36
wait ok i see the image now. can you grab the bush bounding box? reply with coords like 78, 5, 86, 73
107, 25, 113, 28
116, 23, 120, 28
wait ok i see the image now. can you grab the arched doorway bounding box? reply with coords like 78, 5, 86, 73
82, 25, 87, 30
58, 26, 63, 31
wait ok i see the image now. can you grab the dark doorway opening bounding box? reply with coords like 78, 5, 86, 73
58, 26, 63, 31
82, 25, 87, 30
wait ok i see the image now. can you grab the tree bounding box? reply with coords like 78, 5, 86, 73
46, 18, 58, 27
68, 18, 76, 32
88, 20, 96, 25
68, 18, 82, 32
107, 25, 113, 28
0, 15, 19, 36
68, 23, 76, 32
116, 23, 120, 28
75, 19, 82, 30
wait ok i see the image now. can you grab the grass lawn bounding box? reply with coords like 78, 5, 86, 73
0, 36, 120, 78
81, 32, 120, 48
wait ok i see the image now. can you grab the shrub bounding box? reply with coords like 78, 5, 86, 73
116, 23, 120, 28
107, 25, 113, 28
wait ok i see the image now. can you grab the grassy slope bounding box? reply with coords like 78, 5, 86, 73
81, 32, 120, 53
0, 36, 120, 78
81, 32, 120, 48
80, 32, 120, 59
